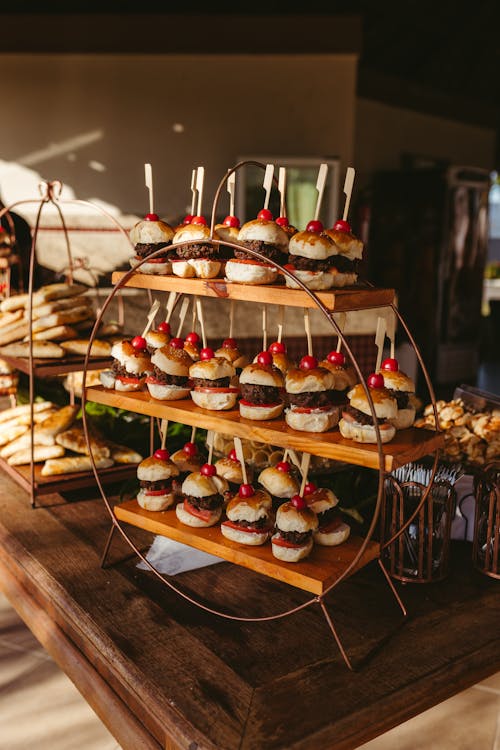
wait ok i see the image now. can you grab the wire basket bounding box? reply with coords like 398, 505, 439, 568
472, 461, 500, 579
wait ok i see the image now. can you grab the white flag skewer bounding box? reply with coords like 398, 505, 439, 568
278, 167, 287, 217
314, 163, 328, 221
233, 437, 248, 485
144, 163, 154, 215
196, 298, 207, 349
165, 291, 178, 323
190, 169, 197, 216
196, 166, 205, 218
375, 316, 387, 373
342, 167, 355, 222
160, 419, 168, 450
299, 453, 311, 496
175, 298, 190, 339
304, 309, 313, 357
229, 299, 235, 339
263, 163, 274, 210
227, 171, 236, 217
141, 299, 160, 337
336, 312, 347, 353
206, 430, 214, 465
262, 305, 268, 351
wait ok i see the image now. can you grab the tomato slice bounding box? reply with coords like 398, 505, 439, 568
291, 405, 333, 414
145, 488, 170, 496
183, 499, 212, 522
222, 520, 271, 534
116, 375, 142, 385
272, 535, 304, 549
193, 386, 239, 394
239, 399, 281, 408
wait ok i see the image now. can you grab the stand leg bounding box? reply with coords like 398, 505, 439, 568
378, 558, 407, 617
100, 524, 117, 569
317, 597, 354, 671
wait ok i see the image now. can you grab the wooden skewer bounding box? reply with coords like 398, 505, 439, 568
304, 309, 312, 357
175, 298, 190, 339
190, 425, 196, 443
165, 291, 178, 323
277, 305, 285, 344
196, 166, 205, 218
144, 163, 154, 215
227, 171, 236, 217
160, 419, 168, 450
233, 437, 248, 485
336, 312, 347, 353
342, 167, 355, 222
262, 305, 267, 351
282, 448, 289, 462
314, 163, 328, 221
375, 316, 387, 372
387, 312, 396, 360
288, 449, 301, 471
278, 167, 287, 217
299, 453, 311, 496
141, 299, 160, 337
196, 298, 207, 349
190, 169, 197, 216
263, 163, 274, 211
229, 299, 235, 339
191, 296, 198, 332
206, 430, 214, 465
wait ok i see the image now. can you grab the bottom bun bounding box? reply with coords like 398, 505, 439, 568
339, 418, 396, 444
137, 489, 175, 512
285, 406, 339, 433
171, 260, 196, 278
189, 258, 221, 278
389, 407, 416, 430
285, 268, 333, 290
130, 256, 171, 275
175, 502, 221, 528
225, 259, 278, 285
147, 382, 191, 401
314, 521, 350, 546
220, 523, 270, 546
327, 269, 358, 287
239, 400, 284, 421
271, 534, 313, 562
191, 389, 238, 411
114, 377, 143, 392
100, 370, 116, 389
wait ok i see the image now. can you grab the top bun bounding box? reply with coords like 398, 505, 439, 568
226, 488, 272, 522
348, 383, 397, 419
319, 360, 357, 390
189, 357, 235, 380
215, 224, 241, 246
258, 466, 299, 498
239, 363, 284, 388
379, 369, 415, 393
238, 219, 289, 251
323, 229, 363, 260
173, 223, 214, 244
215, 347, 249, 370
130, 219, 174, 245
305, 487, 339, 514
111, 340, 151, 374
182, 471, 228, 498
289, 231, 335, 260
137, 455, 180, 482
276, 502, 318, 533
215, 457, 246, 484
170, 449, 202, 474
285, 367, 335, 394
151, 345, 192, 376
145, 330, 170, 350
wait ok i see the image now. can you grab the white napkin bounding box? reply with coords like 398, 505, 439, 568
137, 535, 224, 575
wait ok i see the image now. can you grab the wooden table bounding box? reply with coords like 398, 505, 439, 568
0, 472, 499, 750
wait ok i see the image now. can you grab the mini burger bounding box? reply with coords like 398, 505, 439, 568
214, 338, 248, 376
145, 321, 171, 353
171, 218, 221, 279
318, 351, 358, 409
271, 495, 318, 562
285, 221, 338, 291
129, 213, 175, 275
339, 373, 397, 444
176, 463, 229, 527
136, 449, 180, 512
378, 358, 417, 430
170, 441, 203, 478
239, 352, 284, 421
100, 337, 151, 392
285, 356, 339, 433
215, 447, 253, 495
275, 216, 298, 239
258, 461, 299, 511
221, 484, 273, 546
322, 219, 363, 287
189, 347, 238, 410
303, 482, 350, 546
226, 209, 289, 285
146, 338, 192, 400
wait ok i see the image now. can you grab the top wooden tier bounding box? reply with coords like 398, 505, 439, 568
111, 272, 395, 311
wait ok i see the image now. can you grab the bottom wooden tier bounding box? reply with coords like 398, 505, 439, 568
114, 498, 380, 595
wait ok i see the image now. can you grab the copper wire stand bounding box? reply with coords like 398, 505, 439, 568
83, 161, 441, 669
472, 461, 500, 579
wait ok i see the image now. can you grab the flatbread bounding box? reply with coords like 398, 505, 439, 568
32, 306, 93, 333
31, 283, 88, 305
41, 455, 114, 476
28, 326, 79, 342
0, 423, 29, 447
97, 323, 122, 338
29, 296, 90, 321
107, 442, 143, 464
0, 310, 24, 329
0, 341, 64, 358
0, 401, 55, 424
60, 339, 111, 357
0, 294, 29, 313
55, 427, 110, 458
37, 404, 79, 439
0, 430, 56, 458
0, 322, 28, 346
8, 445, 65, 466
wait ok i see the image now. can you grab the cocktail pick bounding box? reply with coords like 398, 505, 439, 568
144, 163, 154, 215
387, 312, 397, 359
375, 316, 387, 373
233, 437, 248, 484
228, 299, 235, 340
141, 299, 160, 337
314, 163, 328, 221
190, 169, 197, 216
263, 163, 274, 210
196, 166, 205, 218
206, 429, 215, 465
175, 297, 190, 339
342, 167, 355, 223
278, 167, 287, 218
335, 312, 347, 353
262, 305, 268, 351
196, 298, 207, 349
304, 308, 313, 357
190, 425, 197, 443
287, 449, 301, 471
160, 419, 168, 450
299, 452, 312, 496
165, 291, 178, 323
191, 295, 198, 331
277, 305, 285, 344
227, 171, 236, 217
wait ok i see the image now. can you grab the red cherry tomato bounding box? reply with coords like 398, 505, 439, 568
257, 351, 273, 366
275, 216, 288, 227
327, 351, 346, 366
223, 215, 240, 228
333, 219, 351, 233
183, 214, 194, 225
169, 337, 185, 349
381, 357, 399, 372
157, 321, 171, 335
291, 494, 307, 510
185, 331, 200, 345
367, 373, 384, 389
303, 482, 317, 495
239, 483, 255, 498
145, 213, 159, 221
222, 338, 237, 349
201, 463, 216, 477
200, 347, 215, 360
192, 215, 207, 226
268, 341, 286, 354
228, 448, 239, 462
183, 442, 198, 457
306, 220, 324, 233
276, 461, 290, 473
131, 335, 147, 351
257, 208, 273, 221
153, 448, 170, 461
300, 355, 318, 370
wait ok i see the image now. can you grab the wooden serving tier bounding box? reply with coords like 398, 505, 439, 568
0, 353, 111, 377
111, 272, 395, 311
115, 498, 379, 595
86, 386, 443, 472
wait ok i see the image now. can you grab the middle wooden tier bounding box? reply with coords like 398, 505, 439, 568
86, 386, 443, 472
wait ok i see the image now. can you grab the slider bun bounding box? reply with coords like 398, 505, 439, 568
319, 361, 357, 390
239, 363, 284, 388
173, 223, 212, 243
215, 224, 241, 245
305, 487, 339, 515
237, 219, 289, 251
239, 401, 284, 421
221, 524, 270, 546
276, 502, 318, 533
314, 521, 350, 546
130, 257, 171, 275
215, 347, 249, 370
137, 456, 180, 481
348, 383, 398, 419
100, 370, 116, 389
379, 369, 415, 393
111, 340, 151, 373
323, 228, 364, 260
190, 389, 238, 411
176, 502, 221, 528
215, 457, 246, 484
326, 268, 358, 287
285, 269, 334, 290
171, 260, 196, 278
252, 352, 293, 375
189, 357, 235, 380
339, 418, 396, 444
183, 341, 200, 361
170, 449, 202, 474
147, 382, 191, 400
130, 219, 174, 245
152, 345, 192, 375
271, 534, 313, 562
258, 466, 299, 498
285, 367, 335, 394
226, 488, 272, 522
188, 258, 221, 279
137, 489, 176, 512
285, 407, 340, 433
289, 231, 335, 260
389, 407, 416, 430
181, 471, 222, 498
145, 330, 170, 349
225, 259, 278, 285
115, 378, 143, 392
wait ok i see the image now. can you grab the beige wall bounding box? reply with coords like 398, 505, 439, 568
355, 98, 496, 185
1, 54, 357, 220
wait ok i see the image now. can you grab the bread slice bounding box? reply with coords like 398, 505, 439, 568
0, 401, 55, 424
0, 423, 29, 447
29, 296, 89, 321
37, 404, 79, 440
32, 306, 93, 333
41, 455, 114, 476
8, 445, 65, 466
55, 427, 110, 458
31, 283, 88, 305
107, 441, 143, 464
0, 341, 64, 358
0, 294, 29, 313
27, 326, 79, 342
60, 339, 111, 357
1, 430, 55, 458
0, 322, 28, 346
0, 310, 23, 329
